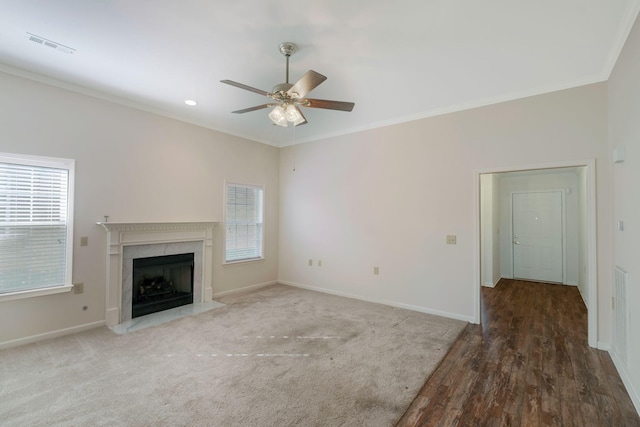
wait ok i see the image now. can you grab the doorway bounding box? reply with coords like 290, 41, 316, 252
475, 160, 598, 347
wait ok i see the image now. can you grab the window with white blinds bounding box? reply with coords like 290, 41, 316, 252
225, 183, 264, 263
0, 153, 74, 294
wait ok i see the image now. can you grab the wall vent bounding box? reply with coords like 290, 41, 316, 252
25, 32, 76, 54
614, 266, 628, 366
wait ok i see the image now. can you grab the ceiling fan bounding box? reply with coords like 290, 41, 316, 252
221, 42, 355, 127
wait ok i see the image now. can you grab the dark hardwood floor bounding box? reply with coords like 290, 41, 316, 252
397, 279, 640, 426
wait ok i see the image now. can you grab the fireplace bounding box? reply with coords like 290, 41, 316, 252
132, 253, 194, 318
97, 221, 217, 327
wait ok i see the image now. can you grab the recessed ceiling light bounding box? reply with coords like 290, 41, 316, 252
184, 100, 197, 106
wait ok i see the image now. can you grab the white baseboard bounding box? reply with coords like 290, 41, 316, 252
609, 349, 640, 416
106, 307, 119, 327
1, 281, 278, 350
212, 280, 278, 298
0, 320, 105, 350
577, 285, 589, 307
483, 276, 502, 288
278, 280, 474, 323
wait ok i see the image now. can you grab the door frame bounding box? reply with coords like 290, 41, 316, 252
474, 159, 597, 347
510, 190, 566, 284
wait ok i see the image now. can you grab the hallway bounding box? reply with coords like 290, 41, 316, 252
397, 279, 640, 426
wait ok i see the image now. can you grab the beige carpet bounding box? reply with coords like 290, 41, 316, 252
0, 284, 465, 426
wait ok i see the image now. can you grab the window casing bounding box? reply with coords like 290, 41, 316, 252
0, 152, 74, 298
225, 182, 264, 263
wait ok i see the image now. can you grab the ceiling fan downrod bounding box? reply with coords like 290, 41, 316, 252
279, 42, 297, 85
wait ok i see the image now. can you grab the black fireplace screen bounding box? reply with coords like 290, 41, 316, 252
132, 252, 194, 318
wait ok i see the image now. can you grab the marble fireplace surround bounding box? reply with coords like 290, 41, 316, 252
98, 222, 218, 327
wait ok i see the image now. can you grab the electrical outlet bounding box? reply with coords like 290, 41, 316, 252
374, 266, 379, 275
308, 259, 313, 267
74, 283, 84, 294
80, 236, 88, 246
446, 235, 457, 245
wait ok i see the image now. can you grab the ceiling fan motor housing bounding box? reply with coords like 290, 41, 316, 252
272, 82, 294, 95
279, 42, 297, 57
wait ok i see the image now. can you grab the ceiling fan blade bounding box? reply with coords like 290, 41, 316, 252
220, 80, 270, 97
287, 70, 327, 99
231, 104, 272, 114
304, 98, 355, 112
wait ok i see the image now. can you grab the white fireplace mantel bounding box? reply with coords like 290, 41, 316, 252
98, 221, 218, 326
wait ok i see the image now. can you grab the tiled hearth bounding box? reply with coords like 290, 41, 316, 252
110, 300, 225, 334
98, 221, 217, 327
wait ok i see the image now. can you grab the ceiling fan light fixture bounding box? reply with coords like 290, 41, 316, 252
269, 105, 288, 126
285, 104, 302, 122
292, 115, 306, 126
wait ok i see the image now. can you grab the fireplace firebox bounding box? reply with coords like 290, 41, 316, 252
132, 253, 194, 318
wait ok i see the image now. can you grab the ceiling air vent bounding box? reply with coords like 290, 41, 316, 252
25, 32, 76, 54
28, 34, 44, 44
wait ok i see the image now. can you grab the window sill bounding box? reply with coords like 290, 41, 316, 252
223, 257, 265, 267
0, 284, 73, 302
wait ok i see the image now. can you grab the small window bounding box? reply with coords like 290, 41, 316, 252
0, 152, 74, 296
225, 182, 264, 263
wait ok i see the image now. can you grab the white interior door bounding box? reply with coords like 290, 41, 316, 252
512, 191, 563, 283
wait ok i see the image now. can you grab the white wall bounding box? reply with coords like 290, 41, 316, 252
0, 71, 279, 346
578, 166, 589, 304
279, 83, 611, 330
480, 174, 500, 287
608, 11, 640, 412
496, 170, 581, 285
480, 174, 495, 287
491, 174, 501, 286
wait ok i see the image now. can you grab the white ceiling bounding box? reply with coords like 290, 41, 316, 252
1, 1, 638, 147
